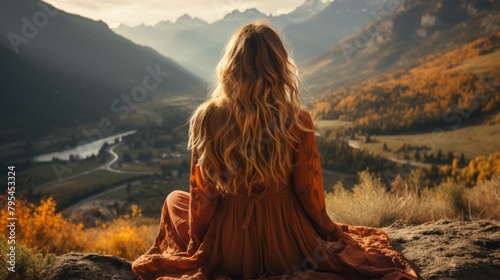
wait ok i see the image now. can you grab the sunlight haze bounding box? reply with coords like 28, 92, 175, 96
43, 0, 331, 27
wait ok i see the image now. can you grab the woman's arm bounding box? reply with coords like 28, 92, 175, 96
187, 151, 220, 253
292, 110, 342, 240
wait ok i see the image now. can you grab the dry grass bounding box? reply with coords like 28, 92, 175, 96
448, 48, 500, 74
464, 175, 500, 220
1, 171, 498, 268
325, 171, 499, 227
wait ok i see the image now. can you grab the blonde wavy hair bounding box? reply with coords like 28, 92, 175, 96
188, 21, 310, 195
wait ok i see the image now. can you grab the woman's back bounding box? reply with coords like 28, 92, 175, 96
197, 107, 342, 278
131, 21, 418, 279
132, 107, 417, 279
186, 21, 309, 200
193, 101, 298, 195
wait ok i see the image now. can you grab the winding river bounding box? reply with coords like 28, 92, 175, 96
34, 130, 136, 162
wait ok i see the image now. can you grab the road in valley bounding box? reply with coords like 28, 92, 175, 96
34, 143, 154, 191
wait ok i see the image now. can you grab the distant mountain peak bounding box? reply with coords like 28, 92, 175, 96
295, 0, 329, 11
154, 20, 173, 28
175, 14, 207, 27
176, 14, 194, 22
115, 23, 129, 29
287, 0, 330, 22
222, 8, 267, 21
242, 8, 263, 15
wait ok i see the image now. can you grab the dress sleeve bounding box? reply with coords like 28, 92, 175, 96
293, 110, 342, 240
187, 151, 220, 253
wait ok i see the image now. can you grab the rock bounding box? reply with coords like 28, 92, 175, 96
384, 219, 500, 280
40, 252, 136, 280
40, 220, 500, 279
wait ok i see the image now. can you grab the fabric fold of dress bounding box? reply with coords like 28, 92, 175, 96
132, 109, 418, 280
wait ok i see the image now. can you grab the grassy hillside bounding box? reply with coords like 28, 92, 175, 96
358, 114, 500, 161
310, 32, 500, 133
0, 1, 203, 142
302, 0, 500, 93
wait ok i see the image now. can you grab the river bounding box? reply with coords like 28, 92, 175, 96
34, 130, 136, 162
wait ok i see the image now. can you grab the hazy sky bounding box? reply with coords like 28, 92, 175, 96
44, 0, 316, 28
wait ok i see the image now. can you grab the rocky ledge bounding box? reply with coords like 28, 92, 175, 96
40, 219, 499, 280
40, 253, 135, 280
384, 219, 500, 279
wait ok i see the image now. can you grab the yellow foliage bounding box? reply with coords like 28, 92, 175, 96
311, 32, 500, 133
0, 196, 157, 261
445, 151, 500, 186
0, 197, 88, 254
86, 203, 154, 261
86, 217, 153, 261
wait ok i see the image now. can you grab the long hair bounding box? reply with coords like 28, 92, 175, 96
188, 21, 311, 195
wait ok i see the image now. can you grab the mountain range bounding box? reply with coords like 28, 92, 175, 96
0, 0, 203, 142
2, 0, 499, 143
305, 0, 500, 133
302, 0, 500, 93
113, 0, 394, 80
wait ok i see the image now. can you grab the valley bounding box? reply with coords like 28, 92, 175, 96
359, 115, 500, 161
1, 2, 500, 276
1, 0, 499, 225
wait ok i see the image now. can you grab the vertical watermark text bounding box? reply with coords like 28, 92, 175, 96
6, 166, 17, 273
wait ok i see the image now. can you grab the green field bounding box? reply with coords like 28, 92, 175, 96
360, 118, 500, 160
38, 170, 139, 208
94, 174, 190, 217
113, 137, 190, 173
20, 155, 112, 186
121, 95, 204, 125
314, 119, 353, 132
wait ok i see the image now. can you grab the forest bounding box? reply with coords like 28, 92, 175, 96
311, 32, 500, 134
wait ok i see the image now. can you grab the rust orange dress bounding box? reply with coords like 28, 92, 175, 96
132, 110, 418, 280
